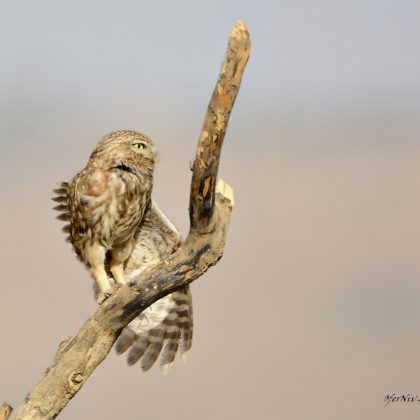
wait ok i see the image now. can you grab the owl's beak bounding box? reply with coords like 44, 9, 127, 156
114, 163, 135, 174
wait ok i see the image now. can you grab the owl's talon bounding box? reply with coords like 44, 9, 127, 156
96, 287, 113, 304
97, 283, 125, 304
97, 293, 109, 304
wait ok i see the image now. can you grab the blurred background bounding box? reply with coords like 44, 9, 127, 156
0, 1, 419, 419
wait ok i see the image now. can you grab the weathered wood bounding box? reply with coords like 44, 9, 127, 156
6, 20, 250, 420
189, 20, 250, 231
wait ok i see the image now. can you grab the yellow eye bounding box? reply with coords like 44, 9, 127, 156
132, 142, 145, 150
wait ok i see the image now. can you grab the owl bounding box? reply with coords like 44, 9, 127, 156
54, 132, 193, 371
53, 130, 157, 303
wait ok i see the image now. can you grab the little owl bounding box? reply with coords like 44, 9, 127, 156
53, 130, 157, 303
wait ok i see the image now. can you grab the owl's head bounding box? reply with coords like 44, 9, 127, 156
90, 130, 158, 175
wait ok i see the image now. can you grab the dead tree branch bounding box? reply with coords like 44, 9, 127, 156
0, 404, 12, 420
5, 20, 250, 420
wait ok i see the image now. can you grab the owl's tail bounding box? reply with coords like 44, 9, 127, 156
52, 182, 71, 240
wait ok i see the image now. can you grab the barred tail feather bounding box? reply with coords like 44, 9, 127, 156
52, 182, 71, 229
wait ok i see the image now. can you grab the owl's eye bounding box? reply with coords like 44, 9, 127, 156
132, 142, 146, 151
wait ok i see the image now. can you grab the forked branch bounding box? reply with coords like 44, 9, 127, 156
4, 20, 250, 420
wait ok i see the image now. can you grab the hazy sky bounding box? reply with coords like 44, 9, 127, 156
0, 1, 419, 419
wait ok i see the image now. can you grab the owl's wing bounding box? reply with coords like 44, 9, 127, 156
115, 287, 193, 373
52, 171, 111, 239
115, 200, 194, 373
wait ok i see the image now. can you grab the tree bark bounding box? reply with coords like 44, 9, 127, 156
5, 20, 250, 420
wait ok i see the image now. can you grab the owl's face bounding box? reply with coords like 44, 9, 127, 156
90, 130, 158, 174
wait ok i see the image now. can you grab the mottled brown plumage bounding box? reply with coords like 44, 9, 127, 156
54, 132, 194, 371
54, 130, 157, 303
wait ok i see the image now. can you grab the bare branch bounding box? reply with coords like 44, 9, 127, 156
6, 20, 250, 420
0, 403, 12, 420
190, 20, 250, 230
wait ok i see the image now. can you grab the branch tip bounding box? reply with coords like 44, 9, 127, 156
0, 403, 12, 420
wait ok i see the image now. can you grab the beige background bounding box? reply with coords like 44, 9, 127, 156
1, 1, 420, 419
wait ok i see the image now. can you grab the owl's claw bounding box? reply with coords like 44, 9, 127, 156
96, 284, 123, 304
96, 292, 110, 305
96, 284, 113, 304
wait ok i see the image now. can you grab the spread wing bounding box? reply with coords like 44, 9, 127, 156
115, 287, 193, 373
115, 200, 193, 373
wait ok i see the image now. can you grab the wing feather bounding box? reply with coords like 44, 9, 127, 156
52, 182, 71, 238
115, 201, 194, 373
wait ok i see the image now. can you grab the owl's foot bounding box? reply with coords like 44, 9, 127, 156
96, 284, 113, 304
109, 239, 134, 285
96, 290, 112, 304
91, 267, 113, 304
110, 264, 126, 285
